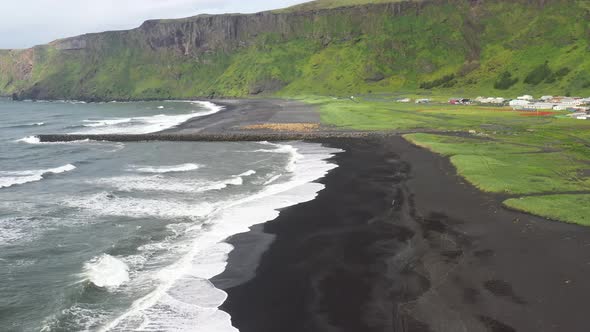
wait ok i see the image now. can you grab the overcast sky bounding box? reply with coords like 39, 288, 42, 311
0, 0, 310, 49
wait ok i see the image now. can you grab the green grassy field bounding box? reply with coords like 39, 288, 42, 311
505, 195, 590, 226
311, 95, 590, 226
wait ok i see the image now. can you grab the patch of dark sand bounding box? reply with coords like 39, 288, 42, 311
479, 316, 517, 332
483, 279, 527, 305
164, 99, 321, 135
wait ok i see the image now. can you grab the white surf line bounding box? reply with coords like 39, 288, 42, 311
97, 142, 342, 332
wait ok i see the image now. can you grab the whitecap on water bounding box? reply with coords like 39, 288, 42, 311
91, 170, 250, 194
84, 254, 130, 290
0, 164, 76, 189
16, 135, 41, 144
256, 141, 305, 172
129, 163, 200, 174
16, 136, 94, 145
65, 192, 215, 220
72, 101, 224, 135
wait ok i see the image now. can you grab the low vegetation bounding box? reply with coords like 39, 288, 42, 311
505, 195, 590, 226
493, 71, 518, 90
311, 95, 590, 226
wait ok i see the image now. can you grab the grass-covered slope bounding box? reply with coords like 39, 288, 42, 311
1, 0, 590, 100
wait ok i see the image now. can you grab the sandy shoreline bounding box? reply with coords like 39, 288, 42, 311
213, 136, 590, 332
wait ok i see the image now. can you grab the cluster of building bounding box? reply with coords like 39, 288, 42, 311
477, 95, 590, 120
395, 95, 590, 119
474, 97, 506, 105
507, 95, 590, 111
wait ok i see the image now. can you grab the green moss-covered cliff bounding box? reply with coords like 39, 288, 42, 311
1, 0, 589, 100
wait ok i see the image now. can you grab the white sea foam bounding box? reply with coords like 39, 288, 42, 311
84, 254, 130, 290
16, 135, 94, 145
0, 217, 30, 245
83, 118, 132, 127
97, 142, 342, 332
41, 305, 111, 332
94, 167, 255, 194
16, 135, 41, 144
5, 122, 45, 128
263, 174, 282, 185
91, 173, 247, 194
66, 192, 215, 220
237, 170, 256, 177
72, 101, 223, 135
131, 163, 200, 174
256, 141, 305, 172
0, 164, 76, 189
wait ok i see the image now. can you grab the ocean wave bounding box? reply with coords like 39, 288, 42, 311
83, 254, 130, 290
82, 118, 132, 127
16, 136, 93, 145
96, 143, 342, 332
93, 168, 254, 193
256, 141, 304, 172
0, 164, 76, 189
41, 305, 111, 332
91, 175, 239, 193
71, 101, 223, 135
236, 170, 256, 177
0, 217, 30, 246
130, 163, 200, 174
65, 192, 215, 220
263, 174, 282, 185
3, 122, 45, 129
16, 135, 41, 144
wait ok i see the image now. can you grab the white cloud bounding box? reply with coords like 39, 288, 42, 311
0, 0, 308, 49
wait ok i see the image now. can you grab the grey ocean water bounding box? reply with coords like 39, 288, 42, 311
0, 98, 340, 331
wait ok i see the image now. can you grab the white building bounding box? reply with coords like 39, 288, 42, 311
528, 102, 557, 110
475, 97, 506, 104
517, 95, 534, 101
509, 99, 531, 107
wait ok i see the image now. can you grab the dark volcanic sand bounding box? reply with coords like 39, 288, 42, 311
166, 99, 321, 134
212, 137, 590, 332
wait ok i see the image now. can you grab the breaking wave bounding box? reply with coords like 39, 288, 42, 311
130, 163, 201, 174
0, 164, 76, 189
72, 101, 223, 135
65, 192, 215, 220
84, 254, 130, 290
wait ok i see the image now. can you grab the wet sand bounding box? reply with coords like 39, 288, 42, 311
213, 136, 590, 332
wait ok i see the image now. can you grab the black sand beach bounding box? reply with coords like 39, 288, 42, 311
213, 136, 590, 332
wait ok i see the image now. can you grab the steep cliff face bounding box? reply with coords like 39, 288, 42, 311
0, 0, 588, 100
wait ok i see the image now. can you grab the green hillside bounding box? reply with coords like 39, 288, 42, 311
1, 0, 590, 100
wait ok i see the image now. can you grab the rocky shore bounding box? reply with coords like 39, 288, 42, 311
37, 132, 389, 143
